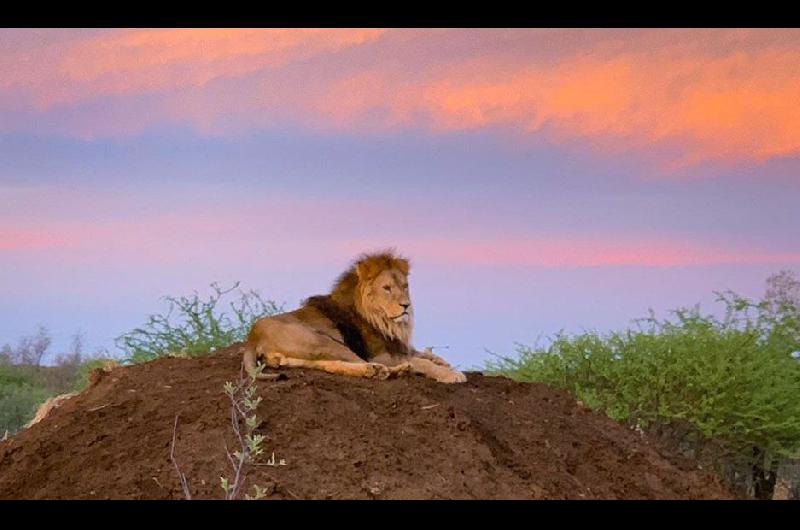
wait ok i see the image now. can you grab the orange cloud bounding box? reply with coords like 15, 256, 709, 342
28, 28, 386, 107
4, 29, 800, 168
318, 46, 800, 168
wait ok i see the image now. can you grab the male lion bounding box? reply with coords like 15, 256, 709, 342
243, 251, 467, 383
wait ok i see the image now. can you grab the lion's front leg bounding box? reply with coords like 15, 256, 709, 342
386, 361, 411, 377
368, 352, 412, 379
274, 355, 393, 380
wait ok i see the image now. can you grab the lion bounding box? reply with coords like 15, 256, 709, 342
243, 250, 467, 383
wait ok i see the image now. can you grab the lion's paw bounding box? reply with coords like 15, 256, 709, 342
437, 370, 467, 384
389, 362, 412, 378
365, 363, 391, 380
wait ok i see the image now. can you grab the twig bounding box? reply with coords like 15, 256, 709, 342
223, 375, 250, 500
282, 486, 300, 499
224, 439, 237, 471
221, 366, 277, 500
171, 414, 192, 500
227, 401, 246, 499
88, 404, 111, 412
254, 372, 282, 381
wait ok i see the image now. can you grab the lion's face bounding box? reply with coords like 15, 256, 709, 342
367, 268, 412, 323
355, 259, 413, 345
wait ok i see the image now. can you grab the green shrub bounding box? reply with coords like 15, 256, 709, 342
487, 275, 800, 498
115, 282, 283, 364
69, 357, 118, 393
0, 365, 50, 434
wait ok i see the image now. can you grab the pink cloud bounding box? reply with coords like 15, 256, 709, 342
340, 238, 800, 268
0, 191, 390, 265
8, 220, 798, 270
0, 228, 79, 250
3, 184, 798, 269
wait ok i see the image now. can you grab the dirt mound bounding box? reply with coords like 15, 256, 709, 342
0, 343, 734, 499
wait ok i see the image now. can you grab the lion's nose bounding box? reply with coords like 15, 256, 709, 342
400, 303, 410, 310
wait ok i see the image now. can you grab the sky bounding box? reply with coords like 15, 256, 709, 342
1, 28, 799, 368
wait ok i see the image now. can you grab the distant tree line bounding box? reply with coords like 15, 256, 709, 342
0, 328, 107, 435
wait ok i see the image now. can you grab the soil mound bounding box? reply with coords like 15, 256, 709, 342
0, 343, 733, 499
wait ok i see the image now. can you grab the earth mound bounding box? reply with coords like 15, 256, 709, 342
0, 343, 733, 499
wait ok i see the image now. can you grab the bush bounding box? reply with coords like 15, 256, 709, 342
69, 357, 118, 393
486, 273, 800, 499
0, 365, 50, 434
116, 282, 283, 364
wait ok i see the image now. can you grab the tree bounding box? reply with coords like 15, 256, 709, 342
55, 331, 84, 367
52, 331, 86, 390
765, 270, 800, 314
14, 326, 52, 368
0, 344, 11, 365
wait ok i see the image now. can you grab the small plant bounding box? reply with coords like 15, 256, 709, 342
244, 484, 270, 500
220, 362, 284, 500
171, 361, 284, 500
116, 282, 283, 363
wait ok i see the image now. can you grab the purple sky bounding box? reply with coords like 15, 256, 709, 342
1, 29, 799, 367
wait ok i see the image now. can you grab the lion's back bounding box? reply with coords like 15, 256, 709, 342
248, 302, 340, 341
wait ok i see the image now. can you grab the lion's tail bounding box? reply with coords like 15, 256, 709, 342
241, 343, 279, 380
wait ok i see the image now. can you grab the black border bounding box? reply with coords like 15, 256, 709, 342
4, 5, 800, 28
1, 499, 798, 524
3, 9, 800, 519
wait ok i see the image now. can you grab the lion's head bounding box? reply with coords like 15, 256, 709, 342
330, 250, 413, 345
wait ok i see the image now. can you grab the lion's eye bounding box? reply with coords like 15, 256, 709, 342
402, 284, 408, 289
383, 285, 391, 292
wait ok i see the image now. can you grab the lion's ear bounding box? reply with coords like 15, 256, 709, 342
395, 258, 410, 275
